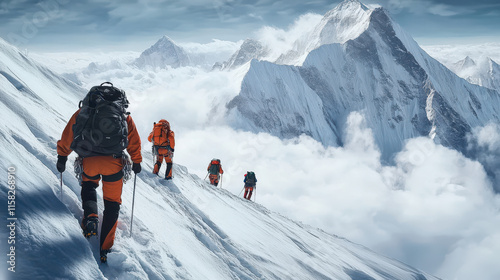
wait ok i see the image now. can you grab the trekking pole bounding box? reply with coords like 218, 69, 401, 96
152, 122, 156, 169
238, 187, 244, 196
204, 172, 209, 180
60, 173, 63, 202
130, 174, 137, 237
254, 187, 257, 202
220, 174, 223, 188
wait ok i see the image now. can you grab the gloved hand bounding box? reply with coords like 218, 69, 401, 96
56, 155, 67, 173
132, 162, 141, 174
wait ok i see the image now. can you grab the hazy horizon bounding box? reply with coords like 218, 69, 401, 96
1, 0, 499, 52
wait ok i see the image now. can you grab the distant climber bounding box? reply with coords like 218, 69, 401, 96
56, 82, 142, 263
148, 119, 175, 179
207, 159, 224, 187
243, 171, 257, 200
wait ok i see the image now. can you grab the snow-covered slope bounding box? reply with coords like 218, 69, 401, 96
227, 0, 500, 161
135, 36, 191, 69
0, 37, 440, 279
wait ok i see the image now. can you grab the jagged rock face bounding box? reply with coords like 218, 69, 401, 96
135, 36, 190, 69
227, 2, 500, 162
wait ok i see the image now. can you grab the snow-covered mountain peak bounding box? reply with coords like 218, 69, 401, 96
228, 0, 500, 163
317, 0, 372, 45
272, 1, 381, 66
218, 38, 267, 70
331, 0, 369, 14
153, 35, 177, 49
455, 55, 476, 70
224, 1, 393, 68
449, 56, 500, 90
488, 57, 500, 72
135, 35, 190, 69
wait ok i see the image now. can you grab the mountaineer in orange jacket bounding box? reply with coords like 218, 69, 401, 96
148, 119, 175, 179
56, 82, 142, 263
207, 159, 224, 187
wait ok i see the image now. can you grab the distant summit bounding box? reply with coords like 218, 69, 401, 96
455, 56, 476, 69
451, 56, 500, 91
135, 36, 190, 69
217, 39, 268, 70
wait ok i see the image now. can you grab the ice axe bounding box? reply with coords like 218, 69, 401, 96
60, 173, 63, 202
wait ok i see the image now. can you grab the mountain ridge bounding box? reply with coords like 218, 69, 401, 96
227, 2, 500, 164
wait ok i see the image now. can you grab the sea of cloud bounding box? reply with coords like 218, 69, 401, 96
421, 42, 500, 69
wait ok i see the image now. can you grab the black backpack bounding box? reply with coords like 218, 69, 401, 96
70, 82, 129, 157
208, 159, 220, 175
246, 171, 256, 184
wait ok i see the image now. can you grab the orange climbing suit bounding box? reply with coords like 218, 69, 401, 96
57, 109, 142, 251
207, 161, 224, 186
148, 119, 175, 178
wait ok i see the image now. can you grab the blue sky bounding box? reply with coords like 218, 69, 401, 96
1, 0, 499, 51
